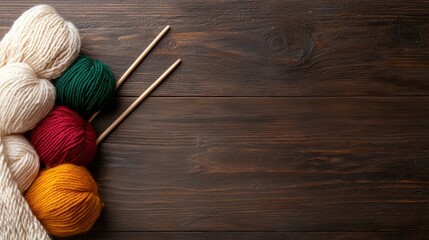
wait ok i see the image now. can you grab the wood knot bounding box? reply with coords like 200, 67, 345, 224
265, 24, 314, 66
267, 31, 286, 52
166, 38, 178, 49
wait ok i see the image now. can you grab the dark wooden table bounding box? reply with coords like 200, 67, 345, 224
1, 1, 428, 239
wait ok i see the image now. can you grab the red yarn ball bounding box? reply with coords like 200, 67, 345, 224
30, 106, 97, 167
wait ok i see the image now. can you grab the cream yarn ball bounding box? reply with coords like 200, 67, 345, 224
0, 63, 55, 135
0, 5, 80, 80
3, 134, 39, 192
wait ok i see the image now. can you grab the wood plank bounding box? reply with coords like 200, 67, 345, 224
0, 1, 426, 238
89, 97, 429, 232
70, 231, 429, 240
0, 1, 428, 96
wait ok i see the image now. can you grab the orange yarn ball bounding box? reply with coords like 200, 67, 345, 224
25, 164, 103, 237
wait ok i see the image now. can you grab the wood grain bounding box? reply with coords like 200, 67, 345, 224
0, 0, 426, 239
0, 0, 428, 97
89, 97, 429, 232
70, 231, 429, 240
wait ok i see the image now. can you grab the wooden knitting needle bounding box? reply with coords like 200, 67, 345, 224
96, 59, 181, 145
88, 25, 171, 123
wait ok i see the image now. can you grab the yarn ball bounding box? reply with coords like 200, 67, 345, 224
56, 55, 116, 117
0, 5, 80, 80
0, 63, 55, 135
3, 134, 39, 192
25, 164, 103, 237
30, 106, 97, 167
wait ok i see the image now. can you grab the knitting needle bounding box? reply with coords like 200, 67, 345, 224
88, 25, 171, 123
96, 59, 181, 145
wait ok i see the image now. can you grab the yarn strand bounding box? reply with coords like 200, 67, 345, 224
0, 137, 50, 240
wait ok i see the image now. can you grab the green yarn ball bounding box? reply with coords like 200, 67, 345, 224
55, 55, 116, 117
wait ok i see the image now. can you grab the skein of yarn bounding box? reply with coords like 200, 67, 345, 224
0, 138, 50, 239
0, 5, 80, 80
56, 55, 116, 118
30, 106, 97, 167
3, 135, 39, 192
0, 63, 56, 135
25, 163, 103, 237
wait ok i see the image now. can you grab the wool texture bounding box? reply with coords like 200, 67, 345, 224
3, 135, 39, 193
30, 106, 97, 167
0, 62, 55, 193
25, 164, 103, 237
0, 4, 81, 239
0, 63, 56, 135
56, 55, 116, 118
0, 5, 80, 80
0, 137, 50, 240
